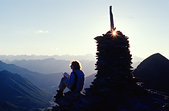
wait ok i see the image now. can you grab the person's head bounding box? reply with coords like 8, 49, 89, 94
70, 60, 82, 70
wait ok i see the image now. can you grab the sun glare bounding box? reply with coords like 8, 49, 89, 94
112, 30, 117, 36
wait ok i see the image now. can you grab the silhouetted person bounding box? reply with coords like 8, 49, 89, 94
55, 60, 85, 99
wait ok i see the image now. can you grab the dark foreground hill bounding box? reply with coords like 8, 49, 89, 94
0, 70, 52, 111
133, 53, 169, 93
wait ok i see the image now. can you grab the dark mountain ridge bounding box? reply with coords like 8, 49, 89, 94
0, 70, 51, 111
133, 53, 169, 93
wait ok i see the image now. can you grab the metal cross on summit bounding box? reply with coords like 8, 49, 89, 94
110, 6, 116, 31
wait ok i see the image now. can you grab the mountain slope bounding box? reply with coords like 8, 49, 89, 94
0, 70, 51, 111
0, 61, 62, 93
133, 53, 169, 93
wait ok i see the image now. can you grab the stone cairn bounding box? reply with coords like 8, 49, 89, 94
52, 6, 168, 111
82, 30, 147, 111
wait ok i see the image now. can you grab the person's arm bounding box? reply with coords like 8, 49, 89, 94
65, 72, 75, 89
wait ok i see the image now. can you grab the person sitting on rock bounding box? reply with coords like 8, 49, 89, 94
54, 60, 85, 99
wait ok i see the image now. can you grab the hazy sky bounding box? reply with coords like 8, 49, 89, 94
0, 0, 169, 59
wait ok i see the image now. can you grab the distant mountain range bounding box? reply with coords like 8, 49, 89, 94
133, 53, 169, 93
0, 54, 95, 62
0, 70, 51, 111
0, 60, 96, 110
0, 53, 168, 110
1, 53, 167, 94
0, 55, 142, 75
6, 58, 96, 76
0, 60, 96, 94
0, 61, 62, 94
0, 54, 97, 77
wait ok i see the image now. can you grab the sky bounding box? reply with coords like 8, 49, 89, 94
0, 0, 169, 59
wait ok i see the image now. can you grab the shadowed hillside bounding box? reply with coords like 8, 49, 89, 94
0, 70, 51, 111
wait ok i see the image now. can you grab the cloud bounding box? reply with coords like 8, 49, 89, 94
35, 30, 49, 34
